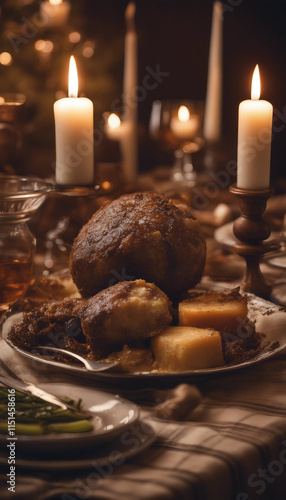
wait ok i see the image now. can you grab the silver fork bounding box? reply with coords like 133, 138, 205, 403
35, 346, 119, 372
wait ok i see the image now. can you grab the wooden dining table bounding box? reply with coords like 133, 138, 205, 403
0, 175, 286, 500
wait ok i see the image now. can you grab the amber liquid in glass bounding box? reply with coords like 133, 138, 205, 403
0, 258, 33, 307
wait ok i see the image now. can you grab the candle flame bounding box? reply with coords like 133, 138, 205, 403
108, 113, 121, 129
178, 105, 190, 122
49, 0, 62, 5
251, 64, 260, 100
68, 56, 78, 98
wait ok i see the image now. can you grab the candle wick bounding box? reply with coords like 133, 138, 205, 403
125, 2, 136, 32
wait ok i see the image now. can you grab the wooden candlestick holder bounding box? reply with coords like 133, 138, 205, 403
229, 184, 276, 299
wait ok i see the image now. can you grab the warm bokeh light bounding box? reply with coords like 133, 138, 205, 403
49, 0, 62, 5
251, 64, 260, 100
68, 56, 78, 98
35, 40, 45, 51
0, 52, 12, 66
0, 97, 5, 105
108, 113, 121, 129
178, 105, 190, 122
82, 42, 95, 58
35, 40, 53, 54
69, 32, 81, 44
102, 181, 111, 190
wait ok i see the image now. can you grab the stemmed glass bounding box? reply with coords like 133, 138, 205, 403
265, 215, 286, 268
149, 100, 204, 185
264, 214, 286, 305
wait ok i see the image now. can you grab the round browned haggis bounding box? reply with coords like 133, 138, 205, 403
70, 192, 206, 298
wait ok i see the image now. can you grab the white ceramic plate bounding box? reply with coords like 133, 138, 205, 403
265, 253, 286, 270
214, 222, 279, 249
2, 290, 286, 385
0, 382, 139, 454
0, 419, 155, 470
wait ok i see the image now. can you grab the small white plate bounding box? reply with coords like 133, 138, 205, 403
214, 222, 279, 249
0, 419, 155, 470
0, 382, 139, 455
265, 253, 286, 270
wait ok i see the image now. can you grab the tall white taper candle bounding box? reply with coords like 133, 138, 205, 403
122, 2, 138, 184
203, 1, 223, 142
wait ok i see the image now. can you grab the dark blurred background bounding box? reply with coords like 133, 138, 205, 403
1, 0, 286, 180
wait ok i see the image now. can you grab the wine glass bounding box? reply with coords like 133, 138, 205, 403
149, 100, 204, 185
264, 214, 286, 305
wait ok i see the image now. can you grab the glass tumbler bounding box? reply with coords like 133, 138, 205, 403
0, 175, 53, 311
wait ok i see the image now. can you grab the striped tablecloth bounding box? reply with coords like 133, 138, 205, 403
1, 335, 286, 499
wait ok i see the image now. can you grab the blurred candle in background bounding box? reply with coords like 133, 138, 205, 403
122, 2, 138, 184
170, 106, 199, 140
237, 65, 273, 190
54, 56, 94, 186
203, 1, 223, 142
40, 0, 71, 28
105, 113, 131, 141
106, 113, 122, 140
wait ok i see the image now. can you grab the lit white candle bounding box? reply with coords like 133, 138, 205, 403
170, 106, 199, 140
40, 0, 70, 28
203, 1, 223, 142
122, 2, 138, 184
237, 65, 273, 190
54, 56, 94, 186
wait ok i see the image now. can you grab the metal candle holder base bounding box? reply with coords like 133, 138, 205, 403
229, 184, 276, 299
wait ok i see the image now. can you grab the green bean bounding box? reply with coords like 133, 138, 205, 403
0, 422, 45, 435
48, 420, 94, 433
15, 423, 46, 435
0, 385, 94, 435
